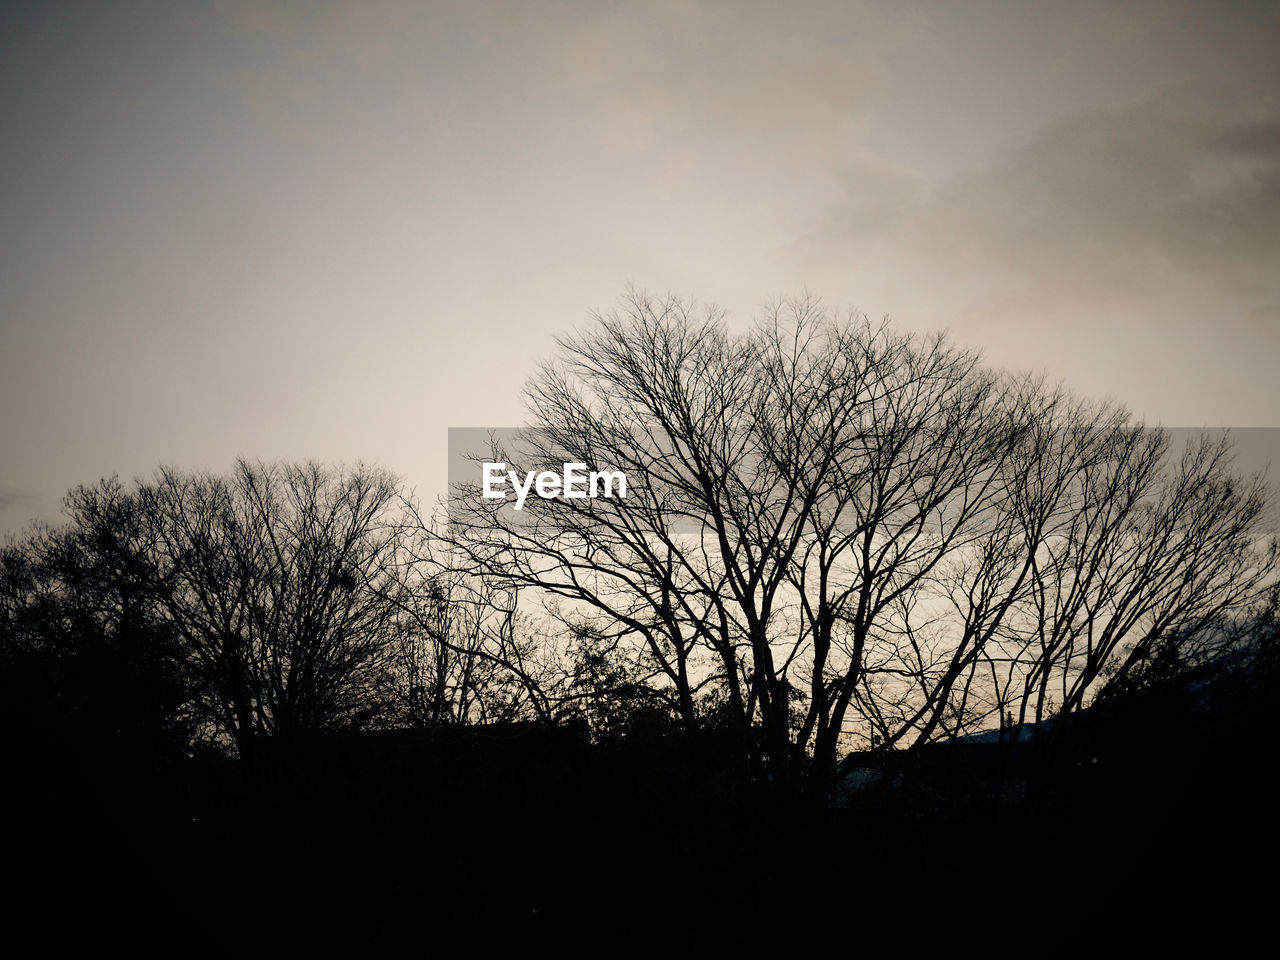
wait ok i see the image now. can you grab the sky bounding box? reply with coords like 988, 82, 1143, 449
2, 0, 1278, 536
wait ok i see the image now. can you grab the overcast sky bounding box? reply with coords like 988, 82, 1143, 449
3, 0, 1277, 534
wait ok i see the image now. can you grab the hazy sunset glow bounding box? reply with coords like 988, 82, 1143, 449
3, 0, 1277, 533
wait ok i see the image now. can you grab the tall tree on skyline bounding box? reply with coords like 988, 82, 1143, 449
140, 459, 408, 758
441, 290, 1278, 796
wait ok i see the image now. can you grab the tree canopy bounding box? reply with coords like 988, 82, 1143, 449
439, 290, 1278, 793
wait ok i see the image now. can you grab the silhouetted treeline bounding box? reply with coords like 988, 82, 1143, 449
3, 466, 1278, 946
445, 291, 1279, 801
4, 295, 1279, 943
5, 600, 1278, 944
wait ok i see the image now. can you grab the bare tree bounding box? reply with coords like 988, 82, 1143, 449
140, 459, 407, 758
439, 289, 1278, 799
1, 478, 191, 764
389, 521, 565, 727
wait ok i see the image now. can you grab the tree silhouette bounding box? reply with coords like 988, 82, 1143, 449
442, 289, 1277, 798
0, 478, 190, 772
139, 459, 408, 758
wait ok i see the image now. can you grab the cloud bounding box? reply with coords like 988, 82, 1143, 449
0, 486, 41, 512
803, 88, 1280, 324
978, 99, 1274, 291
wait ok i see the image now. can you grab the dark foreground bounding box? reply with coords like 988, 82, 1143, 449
8, 667, 1279, 951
